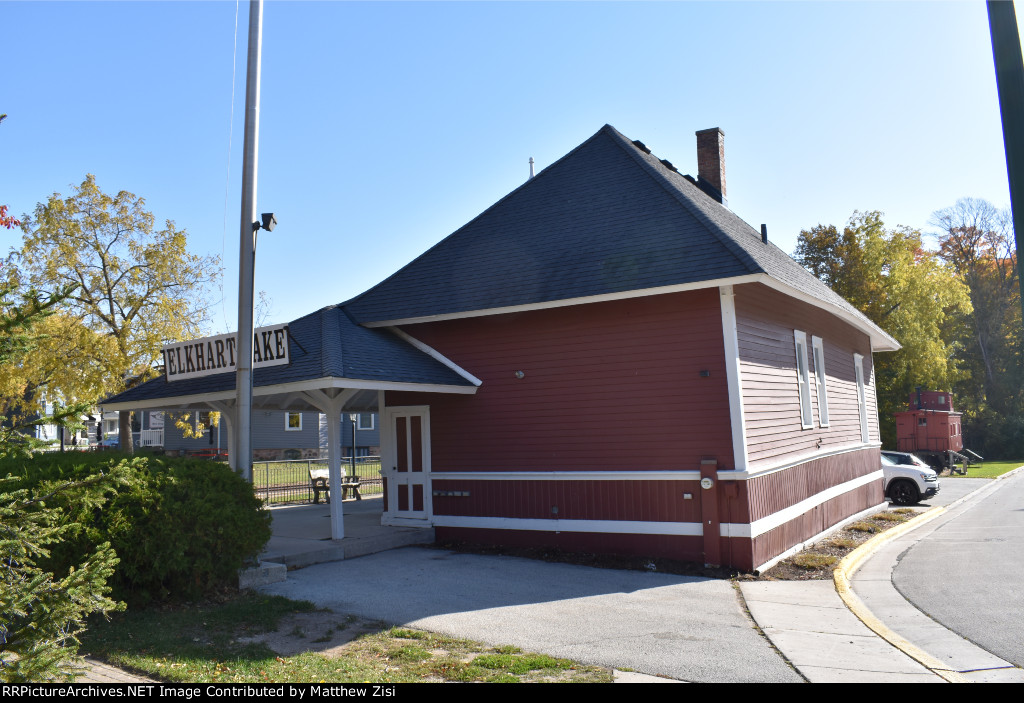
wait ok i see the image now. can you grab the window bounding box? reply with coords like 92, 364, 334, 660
285, 412, 303, 431
357, 413, 374, 431
811, 335, 829, 427
195, 411, 212, 433
854, 353, 869, 443
794, 331, 813, 429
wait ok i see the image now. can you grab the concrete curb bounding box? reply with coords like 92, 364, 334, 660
833, 507, 968, 682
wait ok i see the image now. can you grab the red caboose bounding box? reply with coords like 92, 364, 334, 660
893, 389, 975, 472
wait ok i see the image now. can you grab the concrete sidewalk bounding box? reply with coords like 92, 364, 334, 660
739, 474, 1024, 684
80, 474, 1024, 683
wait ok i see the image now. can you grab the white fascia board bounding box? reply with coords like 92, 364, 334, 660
100, 376, 477, 412
432, 515, 703, 537
431, 470, 702, 481
720, 469, 883, 539
256, 377, 477, 396
387, 327, 483, 386
360, 275, 763, 327
101, 390, 236, 412
754, 275, 900, 352
719, 285, 748, 471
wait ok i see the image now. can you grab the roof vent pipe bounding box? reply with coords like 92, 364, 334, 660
529, 157, 535, 180
761, 224, 768, 244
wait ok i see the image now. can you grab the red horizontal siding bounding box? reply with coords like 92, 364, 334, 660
435, 527, 704, 563
431, 479, 703, 522
388, 289, 735, 472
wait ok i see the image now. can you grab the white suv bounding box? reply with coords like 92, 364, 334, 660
881, 451, 940, 505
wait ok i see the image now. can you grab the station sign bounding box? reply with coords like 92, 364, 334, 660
163, 324, 290, 382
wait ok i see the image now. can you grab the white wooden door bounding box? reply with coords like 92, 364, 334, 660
383, 406, 431, 524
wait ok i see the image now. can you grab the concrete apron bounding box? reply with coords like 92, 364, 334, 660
240, 495, 434, 587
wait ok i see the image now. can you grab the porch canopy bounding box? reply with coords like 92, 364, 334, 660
102, 304, 479, 539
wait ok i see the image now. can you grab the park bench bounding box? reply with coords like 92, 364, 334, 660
309, 468, 362, 503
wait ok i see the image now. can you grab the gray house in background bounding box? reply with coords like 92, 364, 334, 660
338, 411, 380, 457
102, 408, 379, 461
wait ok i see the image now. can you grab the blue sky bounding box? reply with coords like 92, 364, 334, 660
1, 1, 1015, 332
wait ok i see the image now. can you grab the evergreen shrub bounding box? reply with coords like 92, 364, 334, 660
3, 453, 271, 605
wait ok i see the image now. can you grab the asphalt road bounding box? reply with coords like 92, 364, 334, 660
892, 471, 1024, 668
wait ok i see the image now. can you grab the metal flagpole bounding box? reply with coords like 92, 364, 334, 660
236, 0, 263, 481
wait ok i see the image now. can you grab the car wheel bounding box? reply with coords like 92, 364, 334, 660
889, 480, 919, 506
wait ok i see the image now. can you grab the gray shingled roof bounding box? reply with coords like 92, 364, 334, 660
103, 305, 474, 406
343, 124, 897, 350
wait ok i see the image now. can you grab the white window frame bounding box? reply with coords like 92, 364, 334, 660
285, 412, 303, 431
195, 411, 212, 433
811, 335, 830, 427
357, 413, 375, 431
854, 353, 869, 443
794, 331, 813, 429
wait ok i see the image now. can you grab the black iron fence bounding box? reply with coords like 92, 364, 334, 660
252, 457, 383, 505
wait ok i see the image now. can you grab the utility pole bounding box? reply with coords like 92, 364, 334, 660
236, 0, 263, 481
988, 0, 1024, 327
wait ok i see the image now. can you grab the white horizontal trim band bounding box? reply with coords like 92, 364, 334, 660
431, 471, 702, 481
721, 469, 883, 539
432, 515, 704, 537
433, 469, 883, 541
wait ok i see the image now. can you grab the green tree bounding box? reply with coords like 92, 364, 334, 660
0, 282, 122, 682
796, 212, 972, 446
8, 175, 220, 451
930, 198, 1020, 413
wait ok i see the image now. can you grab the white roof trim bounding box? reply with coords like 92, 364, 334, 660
388, 327, 483, 386
360, 275, 763, 327
359, 273, 899, 354
753, 274, 900, 352
101, 375, 477, 412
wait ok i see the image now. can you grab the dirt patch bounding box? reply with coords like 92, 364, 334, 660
744, 508, 918, 581
235, 611, 383, 657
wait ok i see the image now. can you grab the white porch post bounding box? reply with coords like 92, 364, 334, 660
301, 388, 357, 541
207, 401, 238, 471
325, 405, 344, 540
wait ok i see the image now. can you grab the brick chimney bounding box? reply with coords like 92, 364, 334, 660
695, 127, 726, 205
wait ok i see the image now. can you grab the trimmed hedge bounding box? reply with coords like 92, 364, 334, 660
3, 453, 271, 606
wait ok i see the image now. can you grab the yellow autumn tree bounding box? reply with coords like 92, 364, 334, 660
796, 211, 972, 446
7, 175, 220, 451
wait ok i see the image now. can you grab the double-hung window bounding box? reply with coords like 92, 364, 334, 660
811, 336, 829, 427
854, 353, 869, 442
794, 331, 813, 429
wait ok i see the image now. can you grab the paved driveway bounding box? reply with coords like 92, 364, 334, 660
259, 547, 802, 683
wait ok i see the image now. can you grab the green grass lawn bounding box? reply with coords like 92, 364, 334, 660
952, 459, 1024, 479
79, 593, 612, 684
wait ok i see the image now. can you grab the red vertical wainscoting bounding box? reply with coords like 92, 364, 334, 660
743, 448, 884, 571
386, 289, 736, 563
